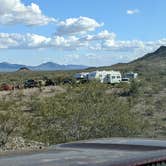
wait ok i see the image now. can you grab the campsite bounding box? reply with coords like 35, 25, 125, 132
0, 46, 165, 152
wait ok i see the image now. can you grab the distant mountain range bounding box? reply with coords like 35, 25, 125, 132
0, 46, 166, 72
0, 62, 88, 72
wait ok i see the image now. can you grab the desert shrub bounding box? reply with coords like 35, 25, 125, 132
0, 64, 165, 146
129, 80, 142, 96
0, 110, 23, 147
23, 82, 144, 144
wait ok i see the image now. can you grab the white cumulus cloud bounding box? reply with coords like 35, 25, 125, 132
0, 0, 55, 26
56, 16, 103, 35
0, 33, 87, 50
0, 33, 51, 48
50, 35, 88, 50
0, 31, 166, 58
80, 30, 116, 41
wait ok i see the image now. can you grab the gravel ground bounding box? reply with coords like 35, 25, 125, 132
0, 137, 47, 153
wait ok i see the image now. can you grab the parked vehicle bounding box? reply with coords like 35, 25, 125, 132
74, 72, 89, 84
87, 71, 105, 83
87, 70, 122, 84
121, 77, 130, 83
63, 78, 74, 84
124, 72, 138, 79
103, 71, 122, 84
3, 138, 166, 166
76, 78, 89, 84
24, 79, 38, 88
74, 72, 89, 79
45, 79, 55, 86
0, 83, 14, 91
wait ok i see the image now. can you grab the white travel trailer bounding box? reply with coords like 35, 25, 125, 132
74, 72, 89, 79
87, 71, 107, 83
103, 71, 122, 84
87, 70, 122, 84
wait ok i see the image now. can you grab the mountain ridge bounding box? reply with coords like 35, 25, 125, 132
113, 45, 166, 73
131, 46, 166, 63
0, 62, 88, 72
85, 46, 166, 72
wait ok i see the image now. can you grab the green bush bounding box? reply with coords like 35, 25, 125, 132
23, 82, 144, 144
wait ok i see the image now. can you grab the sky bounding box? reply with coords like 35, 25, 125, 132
0, 0, 166, 66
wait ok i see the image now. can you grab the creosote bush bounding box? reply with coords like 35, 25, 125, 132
23, 82, 144, 145
0, 110, 23, 148
0, 62, 165, 147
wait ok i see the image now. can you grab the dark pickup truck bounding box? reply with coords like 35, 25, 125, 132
0, 138, 166, 166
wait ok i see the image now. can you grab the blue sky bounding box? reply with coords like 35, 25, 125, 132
0, 0, 165, 66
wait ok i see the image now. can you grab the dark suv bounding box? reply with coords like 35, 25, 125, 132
24, 79, 38, 88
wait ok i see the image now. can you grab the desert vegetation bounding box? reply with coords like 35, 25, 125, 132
0, 70, 165, 151
0, 46, 165, 151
